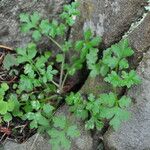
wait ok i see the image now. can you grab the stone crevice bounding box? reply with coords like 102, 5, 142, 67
123, 12, 148, 39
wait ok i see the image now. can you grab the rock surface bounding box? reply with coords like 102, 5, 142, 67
102, 12, 150, 149
76, 0, 147, 96
73, 0, 146, 47
4, 134, 50, 150
128, 12, 150, 66
103, 49, 150, 150
0, 0, 67, 49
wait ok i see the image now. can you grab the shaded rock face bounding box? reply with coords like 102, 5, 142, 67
74, 0, 146, 47
4, 134, 50, 150
78, 2, 150, 150
103, 49, 150, 150
102, 12, 150, 149
0, 0, 67, 49
83, 11, 150, 150
128, 13, 150, 66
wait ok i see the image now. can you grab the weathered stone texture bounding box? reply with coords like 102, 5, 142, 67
0, 0, 67, 49
74, 0, 146, 47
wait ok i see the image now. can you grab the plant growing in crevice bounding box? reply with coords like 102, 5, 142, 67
1, 2, 101, 150
66, 39, 141, 130
1, 1, 141, 150
18, 2, 101, 94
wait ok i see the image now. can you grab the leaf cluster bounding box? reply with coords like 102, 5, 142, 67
66, 92, 131, 130
15, 42, 57, 93
1, 2, 83, 150
99, 39, 141, 88
0, 83, 21, 122
48, 116, 80, 150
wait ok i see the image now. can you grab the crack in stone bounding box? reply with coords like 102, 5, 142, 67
123, 12, 148, 38
94, 7, 148, 150
59, 1, 149, 150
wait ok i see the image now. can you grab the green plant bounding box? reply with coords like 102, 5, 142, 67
18, 2, 101, 93
66, 39, 141, 130
48, 116, 80, 150
0, 83, 14, 122
1, 2, 100, 150
0, 1, 141, 150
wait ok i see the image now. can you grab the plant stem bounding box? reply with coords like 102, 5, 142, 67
48, 36, 63, 51
51, 80, 59, 88
40, 94, 58, 102
59, 54, 65, 92
47, 35, 66, 92
47, 35, 69, 93
61, 72, 68, 90
113, 63, 120, 95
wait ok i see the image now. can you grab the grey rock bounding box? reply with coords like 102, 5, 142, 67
68, 0, 146, 67
76, 0, 147, 96
0, 0, 67, 49
129, 13, 150, 53
102, 12, 150, 149
78, 4, 150, 150
128, 12, 150, 66
103, 49, 150, 150
72, 0, 146, 47
4, 134, 50, 150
